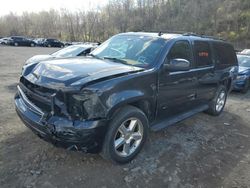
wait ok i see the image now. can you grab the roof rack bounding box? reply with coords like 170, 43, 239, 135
158, 30, 190, 35
140, 30, 188, 35
183, 32, 224, 41
183, 32, 199, 36
139, 30, 225, 41
201, 35, 225, 41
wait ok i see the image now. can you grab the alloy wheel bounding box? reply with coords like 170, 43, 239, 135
114, 118, 143, 157
216, 91, 226, 112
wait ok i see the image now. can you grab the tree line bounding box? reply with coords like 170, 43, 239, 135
0, 0, 249, 48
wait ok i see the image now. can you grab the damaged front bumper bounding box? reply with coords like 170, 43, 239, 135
15, 86, 107, 153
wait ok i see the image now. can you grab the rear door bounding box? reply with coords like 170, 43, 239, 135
157, 40, 197, 120
193, 40, 217, 104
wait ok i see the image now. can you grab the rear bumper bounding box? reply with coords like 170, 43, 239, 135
15, 88, 108, 153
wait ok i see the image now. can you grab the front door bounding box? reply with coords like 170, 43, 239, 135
157, 40, 197, 121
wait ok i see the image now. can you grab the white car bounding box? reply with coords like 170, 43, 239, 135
25, 44, 97, 65
241, 49, 250, 55
0, 37, 10, 45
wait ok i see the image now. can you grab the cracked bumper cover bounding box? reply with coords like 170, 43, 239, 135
15, 92, 107, 153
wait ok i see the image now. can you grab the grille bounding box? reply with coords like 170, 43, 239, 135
19, 77, 56, 113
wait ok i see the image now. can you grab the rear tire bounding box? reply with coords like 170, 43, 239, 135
241, 79, 249, 94
101, 106, 148, 164
14, 42, 18, 46
30, 43, 35, 47
206, 85, 227, 116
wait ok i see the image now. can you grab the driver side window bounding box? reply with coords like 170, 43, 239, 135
167, 41, 192, 64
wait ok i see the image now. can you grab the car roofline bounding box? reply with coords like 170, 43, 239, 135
116, 32, 226, 42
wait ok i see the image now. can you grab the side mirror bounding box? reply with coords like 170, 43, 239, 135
164, 58, 190, 72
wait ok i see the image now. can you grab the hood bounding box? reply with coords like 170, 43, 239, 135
26, 55, 54, 64
238, 66, 250, 74
24, 57, 143, 89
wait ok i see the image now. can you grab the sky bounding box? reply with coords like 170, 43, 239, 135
0, 0, 108, 16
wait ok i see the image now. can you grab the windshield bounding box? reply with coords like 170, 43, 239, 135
91, 35, 166, 68
51, 45, 88, 58
237, 55, 250, 67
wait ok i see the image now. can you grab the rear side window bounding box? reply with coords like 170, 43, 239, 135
194, 41, 213, 67
212, 42, 237, 65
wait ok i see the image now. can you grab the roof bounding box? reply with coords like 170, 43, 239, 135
118, 32, 224, 42
118, 32, 180, 40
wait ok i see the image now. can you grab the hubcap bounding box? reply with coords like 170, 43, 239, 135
114, 118, 143, 157
216, 91, 226, 112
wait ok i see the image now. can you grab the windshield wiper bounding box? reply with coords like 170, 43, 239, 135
103, 57, 128, 65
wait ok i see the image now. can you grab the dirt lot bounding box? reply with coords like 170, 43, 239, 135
0, 46, 250, 188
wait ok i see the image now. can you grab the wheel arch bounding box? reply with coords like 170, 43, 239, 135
221, 78, 232, 92
106, 97, 155, 122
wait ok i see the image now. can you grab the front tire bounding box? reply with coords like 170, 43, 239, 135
101, 106, 148, 164
206, 85, 227, 116
14, 42, 18, 46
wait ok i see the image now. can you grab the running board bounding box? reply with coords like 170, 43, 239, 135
151, 104, 209, 132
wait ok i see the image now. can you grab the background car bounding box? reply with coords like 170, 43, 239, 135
33, 38, 46, 46
240, 49, 250, 55
0, 37, 10, 45
43, 38, 64, 48
24, 44, 97, 65
233, 54, 250, 93
63, 41, 73, 46
7, 36, 36, 47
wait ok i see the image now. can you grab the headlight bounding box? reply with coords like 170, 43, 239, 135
237, 75, 247, 80
71, 90, 106, 120
72, 90, 92, 101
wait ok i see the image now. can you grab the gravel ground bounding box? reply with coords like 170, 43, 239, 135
1, 46, 250, 188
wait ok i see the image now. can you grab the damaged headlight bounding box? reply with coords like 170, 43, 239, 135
71, 90, 106, 120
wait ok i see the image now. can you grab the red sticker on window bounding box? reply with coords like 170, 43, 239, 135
199, 52, 209, 57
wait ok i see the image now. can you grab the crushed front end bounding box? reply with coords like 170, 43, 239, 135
15, 77, 108, 153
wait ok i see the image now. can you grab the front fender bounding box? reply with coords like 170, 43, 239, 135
105, 89, 155, 120
85, 69, 158, 121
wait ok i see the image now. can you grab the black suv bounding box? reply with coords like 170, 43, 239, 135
15, 32, 238, 163
43, 38, 64, 48
7, 36, 36, 47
